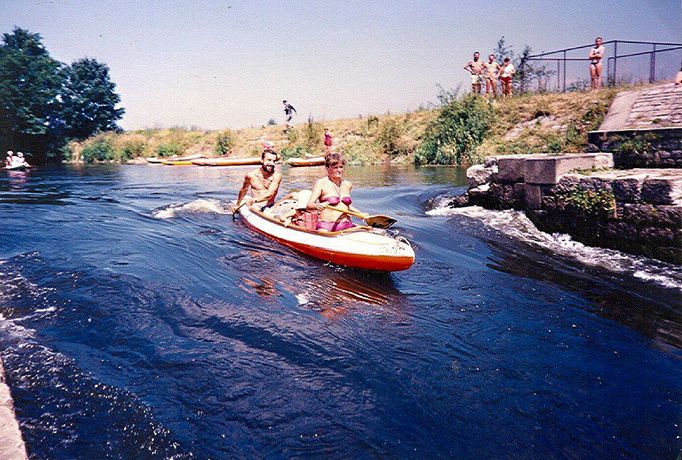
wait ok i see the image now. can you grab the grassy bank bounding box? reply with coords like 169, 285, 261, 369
68, 86, 628, 166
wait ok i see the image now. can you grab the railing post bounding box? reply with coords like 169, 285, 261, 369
563, 51, 567, 91
612, 41, 618, 86
557, 60, 560, 91
649, 44, 656, 83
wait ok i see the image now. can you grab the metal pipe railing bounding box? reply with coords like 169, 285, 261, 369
520, 39, 682, 92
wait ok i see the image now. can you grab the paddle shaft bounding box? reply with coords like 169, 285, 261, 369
326, 205, 367, 220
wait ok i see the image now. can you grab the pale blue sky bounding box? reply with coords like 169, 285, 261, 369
2, 0, 680, 130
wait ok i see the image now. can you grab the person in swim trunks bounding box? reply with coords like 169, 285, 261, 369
235, 147, 282, 212
306, 153, 368, 232
483, 54, 501, 98
589, 37, 605, 91
498, 57, 516, 98
464, 51, 485, 94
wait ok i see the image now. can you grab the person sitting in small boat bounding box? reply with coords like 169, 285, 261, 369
14, 152, 30, 168
235, 147, 282, 212
306, 153, 369, 232
4, 151, 13, 168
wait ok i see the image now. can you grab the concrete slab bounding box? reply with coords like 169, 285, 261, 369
599, 90, 640, 131
524, 153, 614, 185
496, 154, 547, 183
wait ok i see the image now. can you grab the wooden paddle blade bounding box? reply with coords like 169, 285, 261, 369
366, 214, 397, 229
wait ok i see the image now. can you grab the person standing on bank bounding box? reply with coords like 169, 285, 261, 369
483, 54, 501, 99
323, 128, 333, 155
589, 37, 605, 91
283, 100, 297, 133
464, 51, 485, 95
498, 57, 516, 98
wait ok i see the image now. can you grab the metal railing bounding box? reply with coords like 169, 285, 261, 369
522, 40, 682, 92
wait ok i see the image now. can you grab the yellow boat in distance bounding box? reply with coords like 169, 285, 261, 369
148, 153, 204, 165
286, 156, 326, 167
191, 157, 261, 166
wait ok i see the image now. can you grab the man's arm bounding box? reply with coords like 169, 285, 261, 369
236, 174, 251, 206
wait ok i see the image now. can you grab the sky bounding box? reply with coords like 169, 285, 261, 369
1, 0, 681, 131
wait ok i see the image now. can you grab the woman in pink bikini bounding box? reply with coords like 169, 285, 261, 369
307, 153, 368, 232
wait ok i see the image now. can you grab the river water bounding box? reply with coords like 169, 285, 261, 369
0, 164, 680, 459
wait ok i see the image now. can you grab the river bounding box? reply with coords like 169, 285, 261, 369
0, 164, 680, 459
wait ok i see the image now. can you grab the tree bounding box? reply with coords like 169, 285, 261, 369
494, 36, 513, 64
60, 58, 124, 140
0, 27, 64, 159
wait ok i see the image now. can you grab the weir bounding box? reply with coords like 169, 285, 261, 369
454, 82, 682, 264
0, 357, 27, 459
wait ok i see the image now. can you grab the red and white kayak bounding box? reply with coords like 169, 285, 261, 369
238, 205, 415, 271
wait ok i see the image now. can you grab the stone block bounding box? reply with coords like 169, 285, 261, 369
611, 178, 642, 203
524, 153, 614, 185
467, 164, 495, 188
638, 226, 674, 245
620, 204, 682, 226
524, 184, 543, 210
496, 154, 547, 183
641, 177, 682, 205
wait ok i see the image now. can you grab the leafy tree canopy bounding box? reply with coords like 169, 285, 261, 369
0, 27, 124, 162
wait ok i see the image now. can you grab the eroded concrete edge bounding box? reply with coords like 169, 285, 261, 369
0, 356, 28, 460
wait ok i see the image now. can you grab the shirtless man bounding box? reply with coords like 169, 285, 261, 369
483, 54, 501, 98
589, 37, 605, 91
464, 52, 485, 94
235, 148, 282, 212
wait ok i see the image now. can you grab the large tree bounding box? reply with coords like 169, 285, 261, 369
0, 28, 64, 159
60, 58, 124, 141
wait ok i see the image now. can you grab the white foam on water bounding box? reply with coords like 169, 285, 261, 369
428, 204, 682, 290
153, 199, 231, 219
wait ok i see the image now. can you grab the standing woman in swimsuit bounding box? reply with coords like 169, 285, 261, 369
307, 153, 368, 232
589, 37, 605, 91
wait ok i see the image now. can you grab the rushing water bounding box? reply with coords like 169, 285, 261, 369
0, 164, 680, 459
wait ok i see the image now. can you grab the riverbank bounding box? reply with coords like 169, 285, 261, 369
65, 86, 628, 166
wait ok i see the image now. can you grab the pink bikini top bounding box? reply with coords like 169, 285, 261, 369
322, 196, 352, 206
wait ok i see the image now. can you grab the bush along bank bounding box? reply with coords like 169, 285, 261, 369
450, 153, 682, 264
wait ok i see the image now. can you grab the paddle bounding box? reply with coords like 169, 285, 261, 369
231, 201, 248, 220
327, 205, 397, 229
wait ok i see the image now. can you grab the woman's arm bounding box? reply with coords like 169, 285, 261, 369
306, 179, 326, 211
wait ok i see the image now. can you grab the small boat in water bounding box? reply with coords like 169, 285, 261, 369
237, 204, 414, 271
287, 156, 326, 167
148, 153, 204, 164
192, 157, 261, 166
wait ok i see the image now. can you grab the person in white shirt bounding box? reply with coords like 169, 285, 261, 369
589, 37, 605, 91
498, 57, 516, 98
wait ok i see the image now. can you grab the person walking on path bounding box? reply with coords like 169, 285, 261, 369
483, 54, 500, 99
498, 57, 516, 98
589, 37, 605, 91
323, 128, 333, 155
283, 100, 297, 133
464, 52, 485, 94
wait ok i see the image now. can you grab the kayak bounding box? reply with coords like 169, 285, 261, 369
238, 204, 415, 271
149, 153, 204, 164
4, 164, 28, 171
287, 156, 326, 167
161, 160, 195, 166
192, 157, 261, 166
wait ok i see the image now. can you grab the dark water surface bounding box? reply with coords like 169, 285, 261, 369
0, 164, 679, 459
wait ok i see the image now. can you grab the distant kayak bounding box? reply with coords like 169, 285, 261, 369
238, 204, 415, 271
148, 153, 204, 164
192, 157, 261, 166
161, 160, 195, 166
287, 156, 326, 167
4, 164, 28, 171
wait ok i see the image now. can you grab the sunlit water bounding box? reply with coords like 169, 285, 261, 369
0, 164, 679, 459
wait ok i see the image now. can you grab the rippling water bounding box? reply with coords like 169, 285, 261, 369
0, 164, 679, 459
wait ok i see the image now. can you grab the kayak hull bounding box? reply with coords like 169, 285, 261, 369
287, 156, 326, 167
192, 157, 261, 166
239, 205, 414, 271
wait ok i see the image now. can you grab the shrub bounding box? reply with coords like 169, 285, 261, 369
286, 127, 299, 143
415, 93, 494, 165
215, 130, 236, 156
302, 116, 323, 154
280, 145, 306, 160
377, 118, 406, 156
267, 118, 277, 125
80, 138, 115, 163
560, 187, 616, 217
156, 143, 184, 157
119, 140, 145, 161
